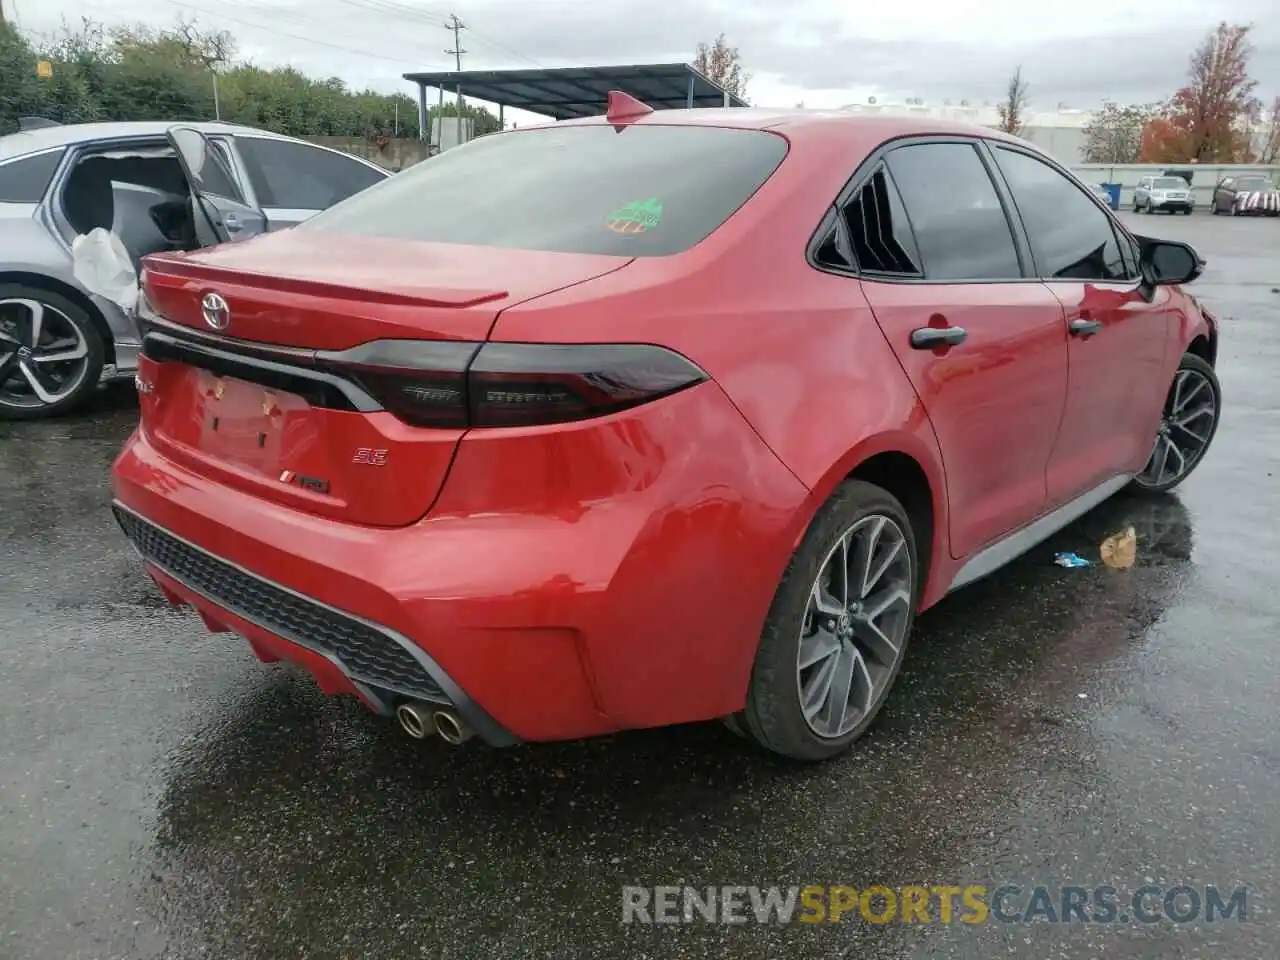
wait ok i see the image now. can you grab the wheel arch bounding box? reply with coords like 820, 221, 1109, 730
0, 271, 116, 366
1186, 332, 1215, 368
790, 433, 950, 610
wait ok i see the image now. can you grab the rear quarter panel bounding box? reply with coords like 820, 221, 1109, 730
489, 122, 953, 605
0, 203, 139, 351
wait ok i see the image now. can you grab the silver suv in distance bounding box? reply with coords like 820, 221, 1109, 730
0, 120, 388, 419
1134, 175, 1194, 215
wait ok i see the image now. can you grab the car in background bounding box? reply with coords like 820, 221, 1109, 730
1134, 175, 1194, 215
111, 104, 1221, 762
0, 120, 389, 419
1211, 174, 1280, 216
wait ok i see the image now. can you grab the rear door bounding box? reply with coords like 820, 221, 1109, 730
855, 140, 1069, 560
166, 126, 267, 245
232, 136, 388, 229
988, 144, 1173, 503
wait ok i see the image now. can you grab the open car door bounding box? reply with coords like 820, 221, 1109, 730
165, 126, 267, 247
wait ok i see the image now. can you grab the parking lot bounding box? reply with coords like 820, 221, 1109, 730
2, 210, 1278, 960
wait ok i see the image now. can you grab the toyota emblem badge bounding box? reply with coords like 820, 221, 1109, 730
201, 292, 231, 330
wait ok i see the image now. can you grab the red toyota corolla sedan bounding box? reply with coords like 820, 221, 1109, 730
111, 98, 1221, 761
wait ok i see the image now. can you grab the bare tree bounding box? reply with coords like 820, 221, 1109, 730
693, 33, 749, 101
996, 65, 1030, 135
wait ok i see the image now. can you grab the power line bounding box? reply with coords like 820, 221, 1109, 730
163, 0, 444, 68
335, 0, 447, 28
466, 27, 543, 68
335, 0, 545, 69
443, 12, 466, 71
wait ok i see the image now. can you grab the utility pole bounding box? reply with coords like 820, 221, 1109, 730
444, 13, 467, 150
444, 13, 466, 71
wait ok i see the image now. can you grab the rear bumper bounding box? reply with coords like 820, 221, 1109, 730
112, 502, 517, 745
110, 381, 810, 743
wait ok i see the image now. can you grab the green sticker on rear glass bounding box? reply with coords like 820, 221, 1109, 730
607, 197, 663, 235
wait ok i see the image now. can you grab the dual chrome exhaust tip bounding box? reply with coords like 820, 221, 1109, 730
395, 702, 473, 745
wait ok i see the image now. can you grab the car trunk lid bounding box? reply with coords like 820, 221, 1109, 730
137, 231, 631, 527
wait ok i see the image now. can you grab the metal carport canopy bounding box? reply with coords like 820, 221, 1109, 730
401, 63, 748, 121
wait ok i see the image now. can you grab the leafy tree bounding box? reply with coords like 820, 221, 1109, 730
1139, 115, 1186, 162
1259, 96, 1280, 164
693, 33, 749, 101
996, 65, 1030, 136
1082, 102, 1158, 163
0, 18, 498, 143
1148, 22, 1260, 162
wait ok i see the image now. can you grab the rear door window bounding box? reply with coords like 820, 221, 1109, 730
883, 141, 1022, 280
297, 125, 789, 256
0, 149, 64, 202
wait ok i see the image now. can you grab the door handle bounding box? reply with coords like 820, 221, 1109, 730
910, 326, 967, 349
1068, 318, 1103, 337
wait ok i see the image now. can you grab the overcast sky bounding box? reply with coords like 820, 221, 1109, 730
13, 0, 1280, 123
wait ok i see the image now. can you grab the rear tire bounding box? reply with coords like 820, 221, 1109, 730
0, 284, 105, 421
737, 480, 919, 762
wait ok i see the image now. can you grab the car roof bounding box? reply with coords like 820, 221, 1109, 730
545, 106, 1030, 148
0, 120, 300, 162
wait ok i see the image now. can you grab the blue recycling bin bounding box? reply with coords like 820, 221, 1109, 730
1102, 183, 1122, 211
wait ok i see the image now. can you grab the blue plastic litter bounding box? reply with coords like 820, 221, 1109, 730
1054, 552, 1091, 568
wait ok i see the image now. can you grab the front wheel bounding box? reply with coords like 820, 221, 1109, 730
737, 480, 919, 761
0, 285, 105, 420
1130, 354, 1221, 496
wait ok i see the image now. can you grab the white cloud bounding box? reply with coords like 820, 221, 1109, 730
15, 0, 1280, 123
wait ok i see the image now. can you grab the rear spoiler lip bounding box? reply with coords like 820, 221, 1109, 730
140, 253, 510, 309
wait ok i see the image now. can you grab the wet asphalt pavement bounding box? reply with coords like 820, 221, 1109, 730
2, 211, 1279, 960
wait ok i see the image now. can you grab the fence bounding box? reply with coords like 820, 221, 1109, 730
1065, 163, 1280, 207
305, 136, 430, 171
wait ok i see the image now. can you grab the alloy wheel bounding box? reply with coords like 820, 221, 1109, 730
0, 297, 91, 409
797, 514, 914, 739
1135, 367, 1218, 489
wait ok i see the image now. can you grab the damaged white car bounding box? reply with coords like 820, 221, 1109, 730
0, 119, 388, 419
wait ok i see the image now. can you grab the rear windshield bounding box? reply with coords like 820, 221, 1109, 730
1237, 177, 1274, 191
1153, 177, 1187, 188
297, 124, 789, 256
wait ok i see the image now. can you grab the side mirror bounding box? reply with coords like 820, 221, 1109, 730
1136, 236, 1204, 286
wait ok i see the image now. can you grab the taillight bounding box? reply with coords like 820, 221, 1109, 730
468, 343, 707, 428
319, 341, 708, 429
333, 340, 478, 429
